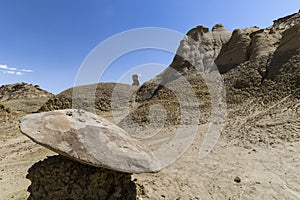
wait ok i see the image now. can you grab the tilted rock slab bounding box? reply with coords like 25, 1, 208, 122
20, 109, 161, 173
215, 27, 259, 72
277, 24, 300, 52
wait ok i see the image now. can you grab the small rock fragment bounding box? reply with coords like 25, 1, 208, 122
234, 176, 241, 183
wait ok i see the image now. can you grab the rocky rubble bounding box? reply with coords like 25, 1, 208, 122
0, 82, 53, 113
273, 11, 300, 31
0, 102, 20, 139
0, 101, 10, 113
39, 82, 137, 116
0, 82, 51, 101
26, 155, 137, 200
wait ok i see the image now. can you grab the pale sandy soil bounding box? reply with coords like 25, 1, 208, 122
0, 135, 55, 200
0, 96, 299, 199
134, 127, 300, 199
0, 123, 299, 200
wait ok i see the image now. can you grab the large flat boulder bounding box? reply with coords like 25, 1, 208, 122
20, 109, 161, 173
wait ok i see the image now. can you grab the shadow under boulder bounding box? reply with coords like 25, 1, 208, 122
26, 155, 137, 200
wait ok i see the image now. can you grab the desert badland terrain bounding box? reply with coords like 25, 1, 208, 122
0, 12, 300, 199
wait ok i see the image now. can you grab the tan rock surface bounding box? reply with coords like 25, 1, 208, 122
277, 24, 300, 52
20, 109, 162, 173
215, 27, 259, 73
249, 29, 279, 60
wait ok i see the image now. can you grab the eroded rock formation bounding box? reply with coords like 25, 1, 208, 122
132, 74, 140, 86
0, 82, 53, 113
27, 155, 137, 200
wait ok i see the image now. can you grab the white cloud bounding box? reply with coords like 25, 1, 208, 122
0, 65, 17, 71
0, 65, 9, 70
3, 70, 15, 74
0, 64, 33, 75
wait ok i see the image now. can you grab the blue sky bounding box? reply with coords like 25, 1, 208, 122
0, 0, 299, 94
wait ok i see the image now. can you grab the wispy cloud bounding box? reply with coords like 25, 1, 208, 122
3, 70, 23, 75
21, 69, 33, 73
0, 64, 33, 75
3, 70, 15, 74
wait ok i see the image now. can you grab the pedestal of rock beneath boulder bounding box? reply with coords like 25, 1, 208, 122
26, 155, 137, 200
